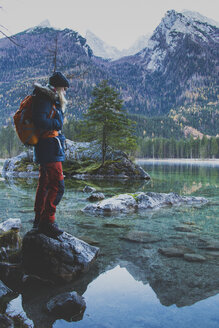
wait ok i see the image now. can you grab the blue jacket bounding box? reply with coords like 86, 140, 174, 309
32, 83, 66, 164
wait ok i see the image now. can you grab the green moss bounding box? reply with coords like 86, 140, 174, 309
75, 162, 102, 174
127, 193, 139, 201
14, 158, 39, 172
0, 230, 21, 248
63, 159, 124, 176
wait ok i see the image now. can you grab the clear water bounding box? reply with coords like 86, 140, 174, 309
1, 160, 219, 328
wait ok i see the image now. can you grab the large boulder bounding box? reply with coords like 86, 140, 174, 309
2, 139, 150, 180
22, 230, 99, 283
83, 192, 208, 214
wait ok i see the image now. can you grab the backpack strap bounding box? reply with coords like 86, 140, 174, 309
39, 104, 59, 139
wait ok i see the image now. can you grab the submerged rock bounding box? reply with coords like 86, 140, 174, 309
174, 226, 194, 233
158, 247, 192, 257
121, 231, 162, 243
87, 192, 105, 202
83, 185, 96, 193
200, 241, 219, 251
46, 291, 86, 321
183, 253, 206, 262
83, 192, 208, 214
22, 230, 99, 283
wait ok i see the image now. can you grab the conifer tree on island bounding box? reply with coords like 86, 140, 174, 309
83, 80, 137, 165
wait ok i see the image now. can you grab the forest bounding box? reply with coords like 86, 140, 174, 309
0, 120, 218, 159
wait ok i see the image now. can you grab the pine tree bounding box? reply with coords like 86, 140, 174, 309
83, 80, 137, 165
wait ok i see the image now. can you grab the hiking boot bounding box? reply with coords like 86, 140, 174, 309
38, 221, 63, 239
33, 217, 40, 229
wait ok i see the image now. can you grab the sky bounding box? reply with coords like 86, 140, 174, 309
0, 0, 219, 50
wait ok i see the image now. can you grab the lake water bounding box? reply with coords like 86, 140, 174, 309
1, 160, 219, 328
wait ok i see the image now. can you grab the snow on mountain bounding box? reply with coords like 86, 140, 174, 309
37, 19, 51, 28
139, 9, 219, 72
85, 30, 150, 60
125, 34, 151, 56
181, 10, 219, 28
85, 30, 121, 60
26, 19, 53, 33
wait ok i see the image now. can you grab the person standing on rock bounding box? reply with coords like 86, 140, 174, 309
32, 72, 69, 238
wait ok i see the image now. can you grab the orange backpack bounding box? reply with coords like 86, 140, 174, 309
13, 95, 58, 146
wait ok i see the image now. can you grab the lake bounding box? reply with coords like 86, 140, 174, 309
1, 160, 219, 328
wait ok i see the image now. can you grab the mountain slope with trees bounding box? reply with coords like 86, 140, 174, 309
0, 9, 218, 142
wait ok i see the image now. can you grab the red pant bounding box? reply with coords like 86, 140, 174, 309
34, 162, 64, 223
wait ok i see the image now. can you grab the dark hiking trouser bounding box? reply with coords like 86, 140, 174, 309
34, 162, 64, 223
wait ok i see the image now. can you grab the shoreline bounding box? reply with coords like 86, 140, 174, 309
135, 158, 219, 166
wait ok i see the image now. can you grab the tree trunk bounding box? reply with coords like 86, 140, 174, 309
102, 126, 107, 166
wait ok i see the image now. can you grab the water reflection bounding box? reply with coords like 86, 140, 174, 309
52, 266, 219, 328
0, 161, 219, 327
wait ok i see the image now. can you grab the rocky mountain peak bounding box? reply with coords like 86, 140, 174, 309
139, 9, 219, 72
157, 9, 218, 43
37, 19, 51, 28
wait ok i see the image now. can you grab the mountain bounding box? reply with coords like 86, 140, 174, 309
0, 10, 218, 137
0, 25, 106, 124
85, 30, 150, 60
110, 9, 219, 115
85, 30, 121, 60
125, 34, 151, 57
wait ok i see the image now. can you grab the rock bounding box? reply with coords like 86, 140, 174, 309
83, 185, 96, 193
0, 263, 24, 290
103, 223, 125, 228
0, 219, 21, 232
22, 230, 99, 283
0, 247, 8, 261
83, 192, 208, 214
158, 247, 192, 257
78, 236, 100, 246
22, 274, 55, 287
3, 140, 150, 180
200, 241, 219, 251
64, 139, 128, 162
183, 253, 206, 262
84, 194, 137, 213
174, 226, 194, 232
205, 251, 219, 257
0, 231, 21, 255
0, 314, 14, 328
182, 221, 196, 225
77, 224, 96, 230
87, 192, 105, 201
121, 231, 162, 244
0, 280, 13, 298
46, 291, 86, 321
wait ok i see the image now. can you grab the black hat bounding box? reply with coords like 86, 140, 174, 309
49, 72, 69, 88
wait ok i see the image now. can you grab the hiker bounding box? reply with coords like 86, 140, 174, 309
32, 72, 69, 238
